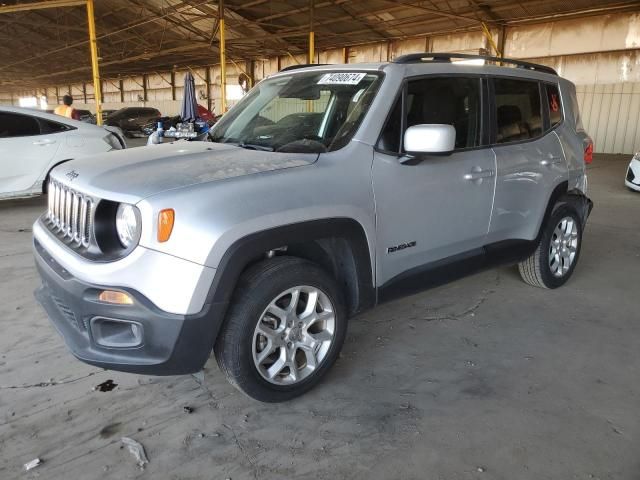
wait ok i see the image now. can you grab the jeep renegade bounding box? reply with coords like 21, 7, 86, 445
34, 54, 593, 402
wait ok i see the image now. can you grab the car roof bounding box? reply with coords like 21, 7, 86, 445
0, 105, 103, 129
269, 60, 561, 83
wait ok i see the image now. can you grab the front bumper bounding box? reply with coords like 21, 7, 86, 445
33, 239, 226, 375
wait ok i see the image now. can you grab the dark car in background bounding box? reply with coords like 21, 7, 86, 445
76, 109, 96, 124
104, 107, 161, 137
101, 109, 116, 122
141, 105, 218, 136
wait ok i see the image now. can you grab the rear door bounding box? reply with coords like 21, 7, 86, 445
373, 76, 496, 286
0, 112, 62, 195
487, 77, 567, 243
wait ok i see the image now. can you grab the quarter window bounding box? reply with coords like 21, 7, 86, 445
38, 118, 69, 134
545, 84, 562, 127
377, 95, 402, 153
494, 78, 542, 143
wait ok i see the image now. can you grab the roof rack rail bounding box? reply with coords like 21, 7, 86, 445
279, 63, 330, 72
392, 52, 557, 75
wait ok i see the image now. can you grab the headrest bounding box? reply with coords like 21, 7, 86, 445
497, 105, 522, 126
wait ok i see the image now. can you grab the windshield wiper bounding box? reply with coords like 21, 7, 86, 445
236, 142, 274, 152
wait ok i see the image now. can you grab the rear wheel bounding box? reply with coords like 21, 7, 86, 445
518, 204, 583, 289
214, 256, 346, 402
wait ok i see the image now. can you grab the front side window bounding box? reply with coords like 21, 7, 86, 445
210, 71, 383, 153
494, 78, 542, 144
407, 77, 481, 149
0, 112, 40, 138
376, 76, 482, 153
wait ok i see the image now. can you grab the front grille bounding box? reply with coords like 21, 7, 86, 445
47, 180, 93, 247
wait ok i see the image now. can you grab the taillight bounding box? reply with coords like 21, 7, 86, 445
584, 142, 593, 164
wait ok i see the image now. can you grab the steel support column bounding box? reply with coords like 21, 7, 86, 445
308, 0, 315, 64
142, 74, 148, 102
219, 0, 227, 113
86, 0, 103, 124
205, 67, 212, 113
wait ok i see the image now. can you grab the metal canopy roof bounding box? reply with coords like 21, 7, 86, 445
0, 0, 638, 89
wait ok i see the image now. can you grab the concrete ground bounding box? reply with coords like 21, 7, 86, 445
0, 154, 638, 480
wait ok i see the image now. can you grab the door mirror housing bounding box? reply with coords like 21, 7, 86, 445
402, 124, 456, 161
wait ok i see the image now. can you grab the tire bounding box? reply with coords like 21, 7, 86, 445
518, 203, 583, 289
214, 256, 347, 402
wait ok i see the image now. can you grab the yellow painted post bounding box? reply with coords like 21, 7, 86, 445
307, 0, 315, 113
481, 22, 501, 58
219, 0, 226, 113
86, 0, 103, 125
308, 0, 315, 64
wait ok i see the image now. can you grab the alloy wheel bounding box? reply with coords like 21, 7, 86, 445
252, 286, 336, 385
549, 216, 579, 277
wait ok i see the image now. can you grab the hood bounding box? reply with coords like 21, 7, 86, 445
50, 141, 317, 204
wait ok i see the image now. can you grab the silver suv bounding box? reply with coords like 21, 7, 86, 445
34, 54, 593, 402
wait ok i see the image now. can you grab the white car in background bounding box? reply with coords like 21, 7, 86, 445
0, 106, 126, 200
626, 152, 640, 192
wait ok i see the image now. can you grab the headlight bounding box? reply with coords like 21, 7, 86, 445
115, 203, 140, 248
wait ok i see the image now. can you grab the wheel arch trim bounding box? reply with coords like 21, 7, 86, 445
203, 218, 376, 327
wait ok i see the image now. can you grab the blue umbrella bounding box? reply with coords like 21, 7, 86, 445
180, 71, 199, 122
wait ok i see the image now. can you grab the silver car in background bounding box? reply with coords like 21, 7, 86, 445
33, 54, 593, 402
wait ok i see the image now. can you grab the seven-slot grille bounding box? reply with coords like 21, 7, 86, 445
47, 179, 93, 247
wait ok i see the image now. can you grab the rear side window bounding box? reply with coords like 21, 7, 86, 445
494, 78, 542, 144
0, 112, 40, 137
545, 83, 562, 127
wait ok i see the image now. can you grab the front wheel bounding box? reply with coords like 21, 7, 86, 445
214, 257, 347, 402
518, 204, 583, 289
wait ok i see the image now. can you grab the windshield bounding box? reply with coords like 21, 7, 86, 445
210, 71, 383, 153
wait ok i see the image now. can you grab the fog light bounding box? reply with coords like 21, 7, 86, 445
98, 290, 134, 305
90, 317, 143, 348
130, 323, 141, 338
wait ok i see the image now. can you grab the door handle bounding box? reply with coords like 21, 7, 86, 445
33, 139, 56, 146
464, 169, 495, 181
540, 156, 563, 167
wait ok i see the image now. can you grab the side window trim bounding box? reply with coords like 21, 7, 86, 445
481, 77, 492, 146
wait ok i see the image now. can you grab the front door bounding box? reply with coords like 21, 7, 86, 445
373, 76, 495, 286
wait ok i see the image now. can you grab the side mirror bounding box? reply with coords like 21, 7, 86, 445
402, 124, 456, 161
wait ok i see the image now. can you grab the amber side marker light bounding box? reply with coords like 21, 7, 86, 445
98, 290, 134, 305
158, 208, 175, 243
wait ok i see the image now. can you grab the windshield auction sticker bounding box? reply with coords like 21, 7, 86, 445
317, 72, 367, 85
